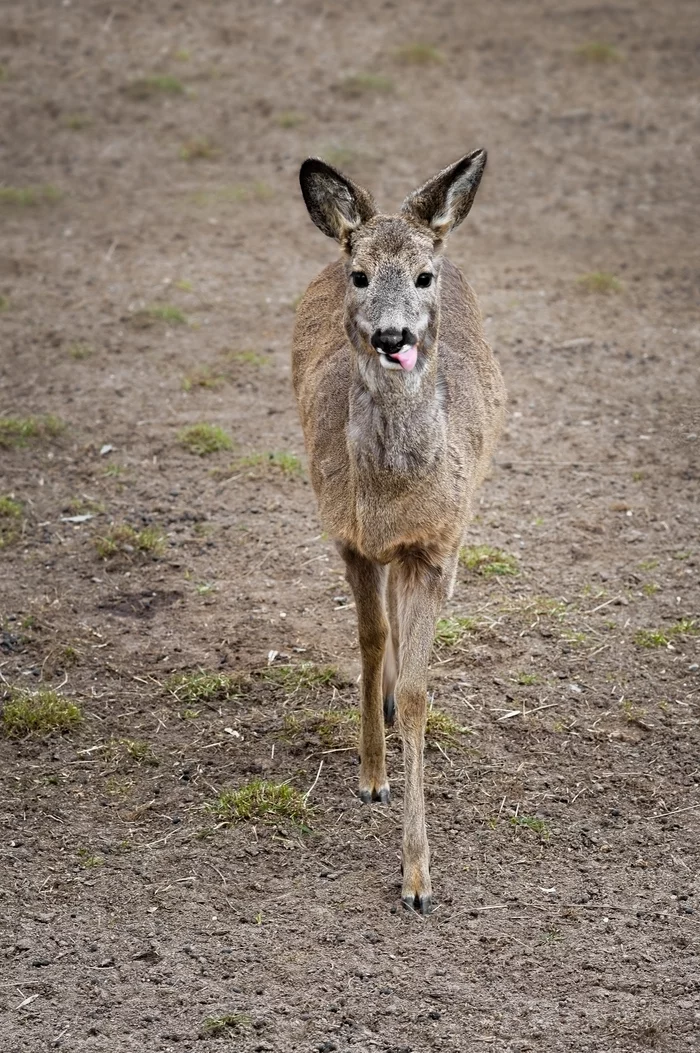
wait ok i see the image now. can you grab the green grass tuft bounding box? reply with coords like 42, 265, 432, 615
460, 544, 519, 577
0, 415, 64, 448
634, 620, 698, 648
577, 271, 623, 294
230, 450, 303, 477
125, 75, 185, 99
94, 523, 165, 560
575, 41, 622, 63
509, 814, 550, 839
2, 688, 81, 736
425, 707, 471, 748
434, 615, 480, 647
514, 671, 540, 686
131, 303, 188, 327
167, 670, 244, 705
338, 72, 394, 96
209, 779, 308, 825
178, 423, 233, 455
226, 349, 268, 367
394, 42, 444, 65
0, 495, 22, 548
0, 185, 61, 207
64, 113, 92, 130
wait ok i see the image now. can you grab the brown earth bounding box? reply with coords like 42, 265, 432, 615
1, 1, 699, 1051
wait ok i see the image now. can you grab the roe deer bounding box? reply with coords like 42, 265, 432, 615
292, 150, 506, 913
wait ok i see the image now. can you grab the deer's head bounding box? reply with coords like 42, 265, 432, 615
299, 150, 486, 376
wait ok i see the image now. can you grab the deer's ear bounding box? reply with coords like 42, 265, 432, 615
299, 158, 376, 247
401, 149, 486, 242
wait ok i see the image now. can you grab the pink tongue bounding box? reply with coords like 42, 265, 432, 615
393, 345, 418, 372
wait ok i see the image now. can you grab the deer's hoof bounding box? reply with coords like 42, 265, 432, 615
359, 784, 391, 805
383, 693, 396, 726
402, 891, 433, 916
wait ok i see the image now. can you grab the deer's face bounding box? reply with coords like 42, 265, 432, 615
344, 218, 440, 373
300, 149, 486, 375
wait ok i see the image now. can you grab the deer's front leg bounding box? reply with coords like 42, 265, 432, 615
394, 559, 445, 914
339, 544, 390, 804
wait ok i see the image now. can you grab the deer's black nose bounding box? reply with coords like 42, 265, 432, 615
371, 328, 415, 355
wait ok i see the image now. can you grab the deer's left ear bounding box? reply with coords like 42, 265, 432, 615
401, 149, 487, 243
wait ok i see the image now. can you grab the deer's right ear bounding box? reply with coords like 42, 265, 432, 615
299, 159, 376, 247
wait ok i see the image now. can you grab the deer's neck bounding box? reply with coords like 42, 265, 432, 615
347, 357, 447, 479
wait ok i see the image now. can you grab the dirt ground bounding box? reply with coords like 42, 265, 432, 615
1, 1, 699, 1050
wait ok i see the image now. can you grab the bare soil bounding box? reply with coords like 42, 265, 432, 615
1, 1, 699, 1051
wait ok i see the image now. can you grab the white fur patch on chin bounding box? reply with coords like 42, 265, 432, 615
378, 353, 403, 371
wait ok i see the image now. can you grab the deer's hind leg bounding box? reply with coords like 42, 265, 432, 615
382, 562, 401, 726
338, 543, 390, 804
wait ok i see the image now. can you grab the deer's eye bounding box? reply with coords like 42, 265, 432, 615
351, 271, 369, 288
416, 272, 433, 288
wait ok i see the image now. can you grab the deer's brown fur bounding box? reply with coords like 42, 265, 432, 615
292, 152, 506, 912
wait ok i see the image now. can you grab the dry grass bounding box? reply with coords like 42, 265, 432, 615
394, 42, 443, 65
575, 42, 622, 63
167, 670, 244, 705
179, 137, 219, 161
337, 73, 393, 97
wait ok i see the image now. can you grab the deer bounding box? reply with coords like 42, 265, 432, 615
292, 150, 506, 914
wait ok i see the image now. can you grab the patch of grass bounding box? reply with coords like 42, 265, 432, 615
634, 620, 698, 649
0, 295, 11, 312
425, 707, 471, 748
181, 367, 226, 391
226, 349, 268, 367
67, 342, 94, 360
77, 848, 105, 868
0, 415, 64, 448
513, 671, 540, 686
131, 303, 188, 327
201, 1013, 251, 1036
94, 523, 165, 560
321, 145, 356, 169
577, 271, 623, 294
434, 615, 479, 647
103, 463, 125, 479
125, 75, 185, 99
560, 628, 589, 646
284, 707, 359, 749
167, 670, 244, 706
642, 582, 660, 596
639, 558, 659, 571
178, 423, 233, 456
509, 814, 550, 840
179, 137, 219, 161
0, 185, 61, 207
338, 72, 394, 96
1, 688, 81, 737
460, 544, 519, 577
230, 450, 303, 477
394, 42, 444, 64
275, 110, 305, 128
258, 662, 338, 694
209, 779, 308, 825
0, 495, 22, 548
118, 738, 158, 765
575, 41, 622, 63
191, 182, 272, 206
64, 113, 92, 130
